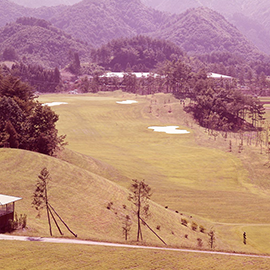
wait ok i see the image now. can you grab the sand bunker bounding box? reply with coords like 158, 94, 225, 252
148, 126, 190, 134
116, 100, 138, 104
42, 102, 68, 107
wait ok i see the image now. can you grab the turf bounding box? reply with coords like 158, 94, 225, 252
1, 241, 270, 270
1, 91, 270, 267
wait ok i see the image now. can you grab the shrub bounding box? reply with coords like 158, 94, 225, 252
191, 222, 198, 231
197, 238, 203, 247
107, 202, 113, 210
7, 213, 27, 232
199, 225, 206, 233
181, 218, 188, 226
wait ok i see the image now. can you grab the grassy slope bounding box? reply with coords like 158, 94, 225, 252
1, 147, 214, 249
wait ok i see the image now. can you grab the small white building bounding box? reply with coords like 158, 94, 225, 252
207, 72, 233, 80
101, 72, 159, 79
0, 194, 22, 232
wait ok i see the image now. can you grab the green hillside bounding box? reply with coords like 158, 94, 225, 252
141, 0, 270, 54
0, 17, 90, 68
152, 7, 260, 58
1, 147, 213, 248
1, 0, 264, 59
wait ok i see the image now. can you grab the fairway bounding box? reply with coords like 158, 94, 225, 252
38, 92, 270, 223
1, 91, 270, 266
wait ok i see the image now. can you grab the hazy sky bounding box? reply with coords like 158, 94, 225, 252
9, 0, 82, 8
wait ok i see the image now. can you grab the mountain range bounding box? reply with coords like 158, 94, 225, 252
0, 0, 269, 70
141, 0, 270, 54
0, 17, 90, 68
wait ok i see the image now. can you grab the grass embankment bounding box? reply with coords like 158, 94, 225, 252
1, 147, 213, 249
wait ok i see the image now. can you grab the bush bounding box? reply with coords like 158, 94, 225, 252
106, 202, 113, 210
197, 238, 203, 247
181, 218, 188, 226
7, 213, 27, 232
199, 225, 206, 233
191, 222, 198, 231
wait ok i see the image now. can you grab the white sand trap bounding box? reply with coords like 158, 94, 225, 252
42, 102, 68, 107
116, 100, 138, 104
148, 126, 190, 134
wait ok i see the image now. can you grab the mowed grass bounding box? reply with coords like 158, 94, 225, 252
39, 92, 270, 223
0, 148, 216, 250
1, 241, 270, 270
1, 90, 270, 266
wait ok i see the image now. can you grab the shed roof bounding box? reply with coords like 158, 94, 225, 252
0, 194, 22, 206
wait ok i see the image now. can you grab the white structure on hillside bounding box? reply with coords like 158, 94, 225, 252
101, 72, 159, 78
0, 194, 22, 231
207, 72, 233, 80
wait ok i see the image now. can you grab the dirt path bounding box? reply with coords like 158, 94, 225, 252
1, 234, 270, 259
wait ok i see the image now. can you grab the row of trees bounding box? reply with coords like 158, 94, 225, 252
77, 59, 265, 132
167, 60, 266, 131
0, 69, 65, 155
10, 62, 61, 93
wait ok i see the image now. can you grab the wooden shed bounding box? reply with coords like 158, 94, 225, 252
0, 194, 22, 232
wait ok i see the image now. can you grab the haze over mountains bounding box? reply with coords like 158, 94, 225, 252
141, 0, 270, 54
0, 0, 264, 59
9, 0, 81, 8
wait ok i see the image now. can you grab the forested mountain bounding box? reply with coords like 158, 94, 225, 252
0, 17, 90, 68
0, 0, 67, 27
91, 35, 184, 71
152, 7, 260, 58
141, 0, 270, 54
48, 0, 167, 47
0, 0, 268, 67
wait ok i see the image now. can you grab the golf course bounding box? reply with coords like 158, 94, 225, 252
1, 91, 270, 269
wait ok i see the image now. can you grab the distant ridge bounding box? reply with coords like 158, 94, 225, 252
0, 17, 90, 67
141, 0, 270, 54
0, 0, 266, 59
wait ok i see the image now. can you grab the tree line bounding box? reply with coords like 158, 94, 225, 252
76, 59, 265, 132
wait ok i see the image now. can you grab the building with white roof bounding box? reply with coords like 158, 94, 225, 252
207, 72, 233, 80
0, 194, 22, 232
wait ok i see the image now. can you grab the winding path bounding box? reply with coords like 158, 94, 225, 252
1, 234, 270, 259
